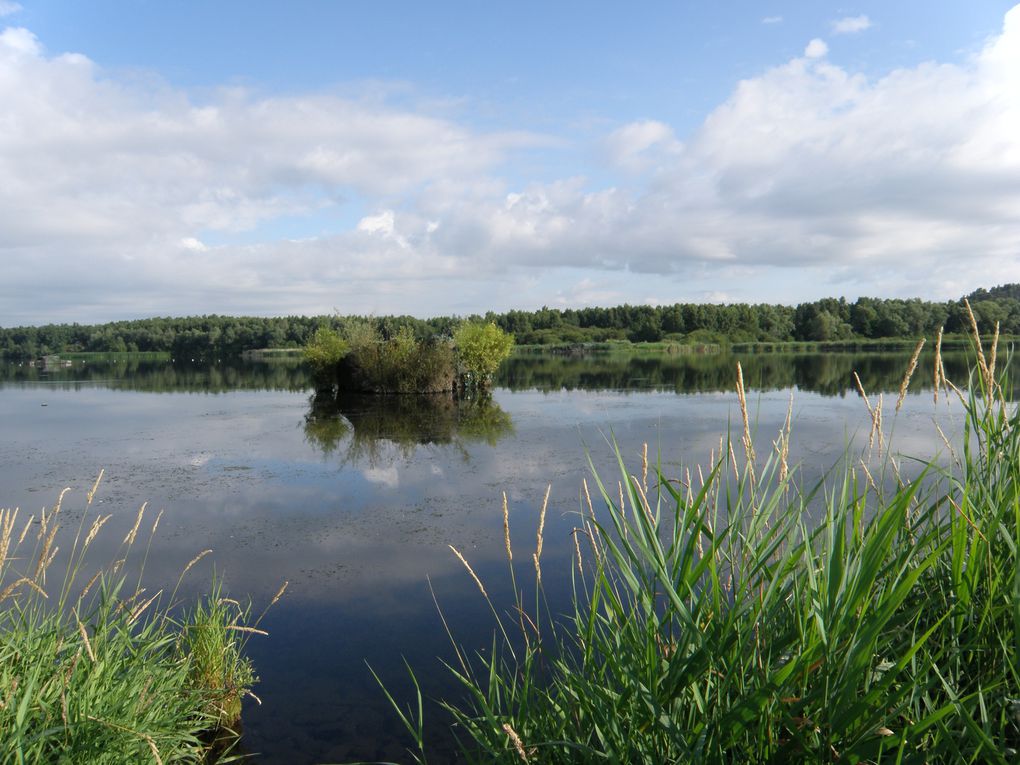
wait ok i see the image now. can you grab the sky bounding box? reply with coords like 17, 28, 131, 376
1, 1, 1019, 325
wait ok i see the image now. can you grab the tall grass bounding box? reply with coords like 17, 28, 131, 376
389, 314, 1020, 763
0, 475, 280, 764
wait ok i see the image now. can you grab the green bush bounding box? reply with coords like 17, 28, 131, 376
454, 321, 514, 390
301, 326, 350, 381
303, 326, 349, 376
340, 324, 455, 393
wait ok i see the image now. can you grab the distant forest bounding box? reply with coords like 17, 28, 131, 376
2, 284, 1019, 360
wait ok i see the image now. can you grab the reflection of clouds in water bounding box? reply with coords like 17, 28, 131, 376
361, 464, 399, 489
188, 452, 212, 466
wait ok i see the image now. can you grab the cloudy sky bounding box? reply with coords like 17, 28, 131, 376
1, 1, 1018, 325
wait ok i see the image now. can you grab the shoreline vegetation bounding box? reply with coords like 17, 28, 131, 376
0, 472, 285, 764
385, 306, 1020, 763
3, 284, 1020, 361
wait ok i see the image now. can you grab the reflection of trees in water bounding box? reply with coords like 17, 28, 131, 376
303, 391, 515, 464
0, 359, 312, 393
2, 350, 1005, 399
497, 351, 989, 397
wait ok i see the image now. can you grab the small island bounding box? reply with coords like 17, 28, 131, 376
303, 319, 514, 395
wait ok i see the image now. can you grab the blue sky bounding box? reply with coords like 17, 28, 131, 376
1, 1, 1018, 323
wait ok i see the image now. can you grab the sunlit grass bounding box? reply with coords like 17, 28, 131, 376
0, 475, 280, 764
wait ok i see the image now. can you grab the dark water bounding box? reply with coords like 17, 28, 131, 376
0, 349, 992, 763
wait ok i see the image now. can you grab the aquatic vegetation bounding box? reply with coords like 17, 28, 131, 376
389, 310, 1020, 763
0, 474, 280, 764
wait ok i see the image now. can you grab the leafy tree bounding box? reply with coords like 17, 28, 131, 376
454, 321, 514, 390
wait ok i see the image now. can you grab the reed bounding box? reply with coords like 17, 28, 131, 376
0, 480, 276, 764
384, 322, 1020, 763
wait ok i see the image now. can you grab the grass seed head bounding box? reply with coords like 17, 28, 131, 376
502, 491, 512, 562
896, 337, 926, 412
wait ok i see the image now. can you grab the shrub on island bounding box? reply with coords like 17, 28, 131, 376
304, 320, 513, 394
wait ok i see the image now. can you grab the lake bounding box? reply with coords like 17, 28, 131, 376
0, 349, 985, 763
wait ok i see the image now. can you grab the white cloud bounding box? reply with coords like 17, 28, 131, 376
180, 237, 209, 252
761, 16, 783, 25
804, 38, 829, 59
604, 120, 682, 172
3, 7, 1020, 323
0, 1, 22, 17
0, 26, 38, 55
832, 15, 873, 34
356, 210, 397, 237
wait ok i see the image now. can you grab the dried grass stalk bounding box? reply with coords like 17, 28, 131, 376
34, 523, 59, 583
1, 576, 48, 602
76, 613, 96, 662
17, 514, 34, 547
989, 321, 1000, 382
449, 545, 488, 599
535, 484, 550, 562
86, 469, 104, 506
502, 722, 532, 763
122, 502, 147, 546
736, 362, 755, 464
179, 549, 213, 580
933, 327, 944, 404
269, 580, 289, 607
896, 338, 926, 412
502, 491, 512, 562
641, 442, 649, 492
0, 508, 16, 566
83, 514, 112, 551
963, 298, 990, 395
150, 508, 164, 539
572, 528, 584, 576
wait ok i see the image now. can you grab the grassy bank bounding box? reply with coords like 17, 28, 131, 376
394, 317, 1020, 762
0, 474, 280, 764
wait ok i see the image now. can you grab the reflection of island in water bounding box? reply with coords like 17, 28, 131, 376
303, 391, 514, 463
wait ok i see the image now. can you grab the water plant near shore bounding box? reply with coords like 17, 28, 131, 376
0, 475, 279, 764
388, 313, 1020, 763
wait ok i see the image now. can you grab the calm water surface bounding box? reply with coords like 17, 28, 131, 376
0, 350, 991, 762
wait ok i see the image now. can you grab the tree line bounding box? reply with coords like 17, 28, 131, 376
3, 285, 1018, 359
